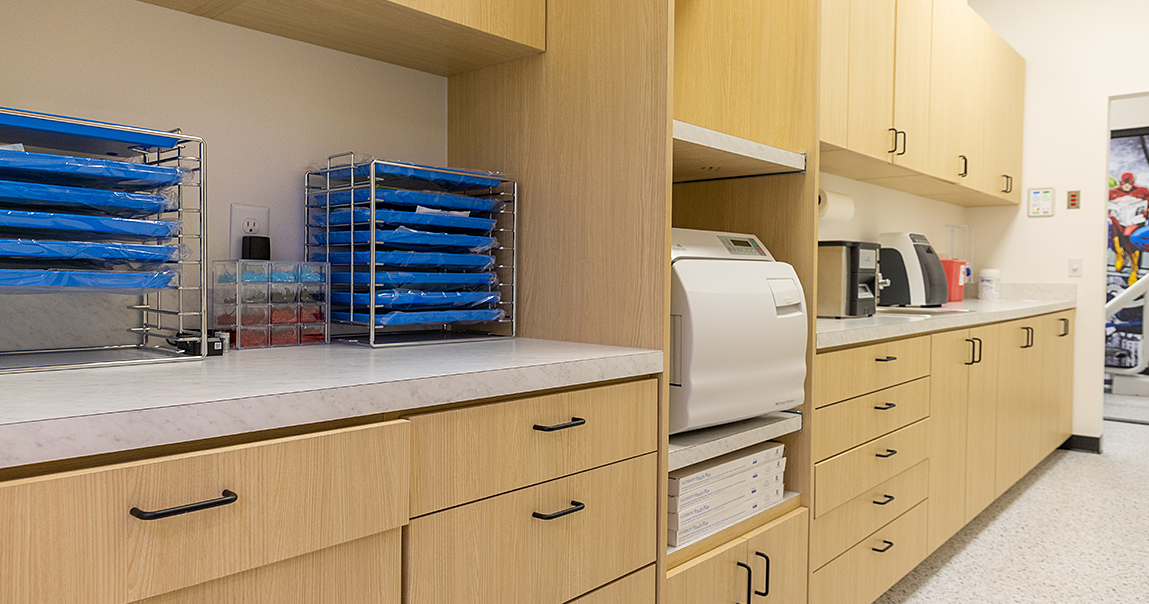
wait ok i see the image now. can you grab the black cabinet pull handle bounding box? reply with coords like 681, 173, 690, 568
1001, 175, 1010, 193
873, 494, 896, 506
876, 356, 897, 362
736, 561, 753, 604
130, 490, 238, 521
754, 552, 771, 597
888, 128, 899, 154
873, 540, 895, 553
533, 417, 586, 432
874, 402, 897, 411
1060, 318, 1070, 337
959, 155, 968, 177
532, 500, 585, 520
1007, 175, 1014, 193
897, 130, 907, 156
973, 337, 983, 364
875, 449, 898, 459
965, 338, 976, 365
1021, 326, 1034, 348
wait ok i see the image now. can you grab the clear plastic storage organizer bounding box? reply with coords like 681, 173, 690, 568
212, 260, 330, 348
306, 153, 516, 347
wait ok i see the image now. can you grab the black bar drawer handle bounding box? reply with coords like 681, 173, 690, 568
965, 338, 976, 365
532, 500, 585, 520
959, 155, 968, 178
875, 449, 898, 459
888, 128, 899, 154
973, 337, 983, 364
873, 540, 895, 553
130, 490, 238, 521
1060, 318, 1070, 337
736, 561, 753, 604
876, 356, 898, 362
533, 417, 586, 432
874, 402, 897, 411
754, 552, 771, 597
897, 130, 907, 156
873, 494, 896, 506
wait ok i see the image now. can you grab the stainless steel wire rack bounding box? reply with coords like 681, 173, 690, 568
305, 152, 515, 348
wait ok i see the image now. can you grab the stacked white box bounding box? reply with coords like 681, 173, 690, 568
667, 441, 788, 547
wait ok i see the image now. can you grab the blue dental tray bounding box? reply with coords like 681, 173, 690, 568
0, 268, 176, 292
0, 148, 186, 191
326, 161, 503, 190
0, 180, 176, 218
310, 250, 495, 272
0, 239, 179, 262
331, 308, 504, 327
312, 229, 496, 253
311, 208, 496, 233
311, 188, 504, 214
331, 290, 500, 310
0, 209, 179, 240
331, 271, 497, 291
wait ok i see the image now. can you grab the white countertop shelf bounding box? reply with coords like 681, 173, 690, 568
672, 120, 806, 183
816, 298, 1076, 350
0, 338, 662, 470
668, 411, 802, 472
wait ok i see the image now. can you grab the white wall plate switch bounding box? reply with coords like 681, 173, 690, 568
230, 204, 270, 259
1028, 188, 1055, 217
1068, 257, 1083, 278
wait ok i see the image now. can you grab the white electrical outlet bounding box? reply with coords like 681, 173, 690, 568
230, 204, 270, 259
1068, 257, 1083, 278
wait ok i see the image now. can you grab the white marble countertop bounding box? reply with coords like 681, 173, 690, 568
816, 298, 1076, 350
0, 338, 663, 470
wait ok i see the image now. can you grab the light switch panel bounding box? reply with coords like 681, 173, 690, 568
1068, 190, 1081, 209
1028, 188, 1055, 217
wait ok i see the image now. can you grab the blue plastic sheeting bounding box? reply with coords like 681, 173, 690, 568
310, 251, 495, 272
0, 209, 179, 240
0, 180, 176, 218
311, 208, 496, 233
0, 107, 184, 150
331, 290, 500, 310
311, 188, 504, 214
332, 271, 496, 291
326, 161, 503, 190
312, 228, 496, 253
0, 239, 179, 262
0, 149, 186, 191
0, 268, 177, 292
331, 308, 504, 327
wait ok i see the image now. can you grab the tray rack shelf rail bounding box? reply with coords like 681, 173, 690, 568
0, 107, 207, 372
305, 152, 516, 347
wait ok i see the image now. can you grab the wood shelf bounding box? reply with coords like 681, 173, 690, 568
672, 121, 806, 183
140, 0, 546, 77
666, 491, 801, 566
669, 411, 803, 472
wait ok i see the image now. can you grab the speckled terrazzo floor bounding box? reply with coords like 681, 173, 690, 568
874, 421, 1149, 604
1104, 394, 1149, 425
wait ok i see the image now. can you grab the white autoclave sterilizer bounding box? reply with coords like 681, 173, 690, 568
669, 228, 808, 434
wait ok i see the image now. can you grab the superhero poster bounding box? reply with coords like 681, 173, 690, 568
1106, 130, 1149, 369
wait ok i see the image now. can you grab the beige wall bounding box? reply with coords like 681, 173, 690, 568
0, 0, 447, 263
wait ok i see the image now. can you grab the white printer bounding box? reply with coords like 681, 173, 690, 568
670, 228, 808, 434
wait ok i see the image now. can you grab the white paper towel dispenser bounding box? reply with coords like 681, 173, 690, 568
669, 228, 808, 434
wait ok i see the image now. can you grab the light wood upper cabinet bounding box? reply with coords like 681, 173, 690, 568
986, 34, 1026, 203
891, 0, 934, 172
846, 0, 897, 160
820, 0, 850, 148
676, 0, 818, 153
924, 0, 969, 183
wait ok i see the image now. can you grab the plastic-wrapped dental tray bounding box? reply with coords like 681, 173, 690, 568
311, 250, 495, 272
0, 148, 186, 191
0, 179, 177, 218
0, 267, 176, 293
312, 188, 505, 214
311, 208, 495, 233
0, 209, 179, 240
331, 308, 504, 327
327, 159, 502, 191
311, 228, 495, 253
331, 271, 497, 291
0, 239, 179, 263
332, 290, 499, 311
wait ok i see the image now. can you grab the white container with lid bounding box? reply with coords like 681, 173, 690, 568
978, 269, 1001, 300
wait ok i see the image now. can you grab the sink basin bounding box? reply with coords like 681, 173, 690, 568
876, 307, 975, 316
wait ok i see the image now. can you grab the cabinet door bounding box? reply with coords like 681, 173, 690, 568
965, 323, 1000, 520
999, 45, 1026, 204
960, 9, 994, 195
1042, 311, 1076, 450
925, 0, 968, 182
665, 537, 749, 604
995, 320, 1043, 497
846, 0, 897, 160
820, 0, 850, 148
891, 0, 933, 172
742, 508, 809, 604
927, 329, 970, 553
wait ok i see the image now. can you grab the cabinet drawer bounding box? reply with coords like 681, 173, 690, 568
408, 454, 657, 604
409, 379, 657, 516
810, 461, 928, 570
133, 530, 400, 604
569, 566, 656, 604
810, 502, 928, 604
814, 419, 928, 516
813, 377, 930, 461
814, 337, 931, 407
1, 421, 409, 604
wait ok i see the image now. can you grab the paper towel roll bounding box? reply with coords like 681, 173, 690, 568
818, 189, 855, 222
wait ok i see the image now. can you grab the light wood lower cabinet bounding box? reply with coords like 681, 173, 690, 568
809, 502, 928, 604
814, 336, 931, 407
570, 566, 656, 604
812, 377, 930, 462
407, 454, 656, 604
133, 531, 400, 604
1042, 310, 1075, 450
965, 322, 1001, 520
815, 419, 929, 516
0, 421, 410, 604
995, 317, 1044, 497
927, 328, 971, 552
666, 508, 809, 604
